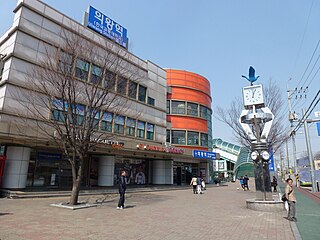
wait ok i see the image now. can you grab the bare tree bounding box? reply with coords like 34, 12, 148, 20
14, 27, 143, 205
215, 80, 287, 152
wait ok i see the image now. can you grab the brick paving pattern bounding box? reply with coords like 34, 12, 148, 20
0, 183, 294, 240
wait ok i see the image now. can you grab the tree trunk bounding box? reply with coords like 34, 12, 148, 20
70, 177, 81, 205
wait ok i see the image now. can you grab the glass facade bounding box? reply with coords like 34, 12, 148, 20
187, 102, 198, 116
75, 59, 89, 80
171, 101, 185, 114
187, 131, 199, 145
172, 130, 186, 144
126, 117, 136, 136
137, 121, 145, 138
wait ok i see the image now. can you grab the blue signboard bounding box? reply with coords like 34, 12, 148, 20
317, 122, 320, 136
268, 147, 275, 171
87, 6, 128, 48
192, 150, 217, 160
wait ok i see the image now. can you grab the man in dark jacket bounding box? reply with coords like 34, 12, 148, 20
243, 175, 249, 190
117, 170, 127, 209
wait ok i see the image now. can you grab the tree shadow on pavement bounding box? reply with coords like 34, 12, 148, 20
0, 213, 13, 216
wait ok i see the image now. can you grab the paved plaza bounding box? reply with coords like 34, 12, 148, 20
0, 183, 295, 240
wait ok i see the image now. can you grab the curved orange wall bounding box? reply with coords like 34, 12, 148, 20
167, 116, 208, 132
170, 88, 211, 107
167, 70, 211, 95
166, 69, 212, 150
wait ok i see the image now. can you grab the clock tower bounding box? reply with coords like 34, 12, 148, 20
239, 67, 274, 201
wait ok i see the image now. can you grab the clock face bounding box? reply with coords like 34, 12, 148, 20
243, 85, 264, 106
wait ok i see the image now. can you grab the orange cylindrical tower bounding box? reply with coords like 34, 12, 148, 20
166, 69, 212, 151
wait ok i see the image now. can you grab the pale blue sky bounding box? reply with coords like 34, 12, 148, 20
1, 0, 320, 160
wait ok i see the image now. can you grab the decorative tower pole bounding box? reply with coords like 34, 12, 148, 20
240, 66, 274, 201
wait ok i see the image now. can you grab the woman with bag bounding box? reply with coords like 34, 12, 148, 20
285, 178, 297, 222
190, 176, 198, 194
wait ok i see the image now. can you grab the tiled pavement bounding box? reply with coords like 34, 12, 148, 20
0, 183, 294, 240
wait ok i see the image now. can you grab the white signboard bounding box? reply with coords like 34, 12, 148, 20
314, 111, 320, 118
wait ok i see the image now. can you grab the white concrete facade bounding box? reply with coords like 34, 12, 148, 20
98, 156, 115, 187
2, 146, 31, 188
152, 160, 173, 184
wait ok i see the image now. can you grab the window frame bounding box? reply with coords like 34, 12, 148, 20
75, 58, 89, 81
138, 85, 147, 102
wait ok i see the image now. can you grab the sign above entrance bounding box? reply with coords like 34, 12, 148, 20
136, 144, 184, 154
192, 150, 219, 160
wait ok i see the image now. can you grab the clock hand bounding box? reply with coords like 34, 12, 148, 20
252, 89, 256, 98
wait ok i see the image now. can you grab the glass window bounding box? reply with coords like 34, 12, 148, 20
166, 100, 170, 114
187, 103, 198, 116
200, 105, 207, 119
146, 123, 154, 140
90, 65, 102, 85
51, 98, 66, 122
117, 77, 127, 95
72, 104, 85, 126
88, 109, 100, 129
128, 81, 137, 99
101, 112, 113, 132
200, 133, 208, 147
75, 59, 89, 80
51, 109, 65, 122
137, 121, 145, 138
166, 130, 171, 143
147, 97, 155, 106
58, 51, 73, 75
104, 70, 116, 91
138, 85, 147, 102
188, 131, 199, 145
114, 115, 125, 134
172, 101, 185, 114
172, 130, 186, 144
126, 117, 136, 136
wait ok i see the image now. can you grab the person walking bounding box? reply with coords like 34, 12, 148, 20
190, 176, 198, 194
285, 178, 297, 222
197, 176, 202, 194
243, 175, 249, 190
272, 176, 278, 192
117, 170, 127, 209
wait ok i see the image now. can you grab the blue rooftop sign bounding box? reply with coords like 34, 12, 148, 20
87, 6, 128, 48
192, 150, 217, 160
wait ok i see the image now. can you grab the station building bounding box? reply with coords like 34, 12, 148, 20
0, 0, 213, 190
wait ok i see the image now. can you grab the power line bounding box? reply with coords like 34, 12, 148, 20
292, 90, 320, 134
296, 40, 320, 88
301, 49, 320, 89
291, 0, 315, 78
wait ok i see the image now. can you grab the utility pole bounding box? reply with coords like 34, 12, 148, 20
285, 139, 290, 177
287, 84, 308, 176
302, 108, 317, 192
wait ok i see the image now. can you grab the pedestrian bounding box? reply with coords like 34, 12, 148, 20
197, 176, 202, 194
117, 170, 127, 209
201, 178, 206, 191
243, 175, 249, 190
285, 178, 297, 222
272, 176, 278, 192
190, 175, 198, 194
239, 176, 244, 190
